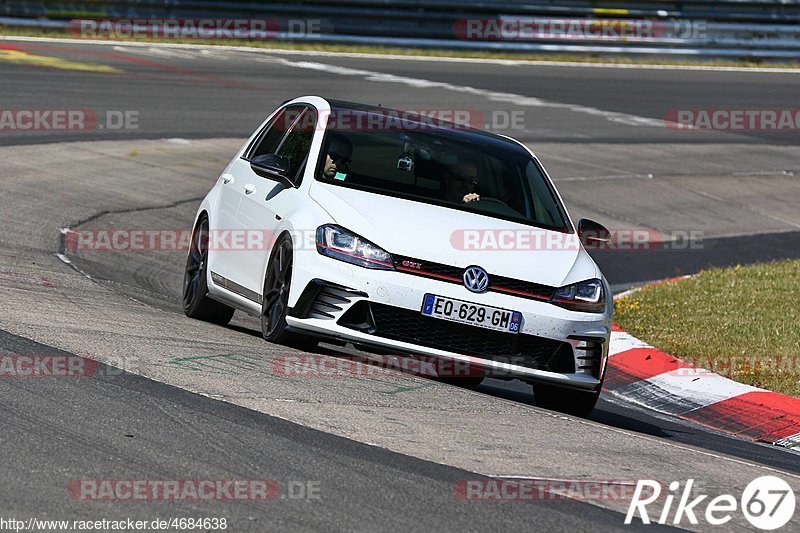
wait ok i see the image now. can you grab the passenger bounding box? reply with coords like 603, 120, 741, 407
442, 159, 480, 204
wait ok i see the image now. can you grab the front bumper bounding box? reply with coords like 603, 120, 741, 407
287, 251, 611, 390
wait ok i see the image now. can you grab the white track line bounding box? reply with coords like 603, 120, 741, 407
277, 59, 668, 128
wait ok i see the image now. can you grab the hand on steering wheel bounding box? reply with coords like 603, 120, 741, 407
463, 193, 481, 203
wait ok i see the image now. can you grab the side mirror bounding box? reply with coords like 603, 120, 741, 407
578, 219, 612, 248
250, 154, 294, 188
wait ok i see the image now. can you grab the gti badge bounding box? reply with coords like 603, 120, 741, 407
463, 266, 489, 293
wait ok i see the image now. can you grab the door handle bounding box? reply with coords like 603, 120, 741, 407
243, 184, 256, 195
221, 173, 234, 184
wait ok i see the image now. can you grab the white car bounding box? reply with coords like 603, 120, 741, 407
183, 96, 613, 416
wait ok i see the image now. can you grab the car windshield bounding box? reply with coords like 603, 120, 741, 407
316, 107, 570, 231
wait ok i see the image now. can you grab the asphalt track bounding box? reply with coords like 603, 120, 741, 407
1, 38, 799, 531
1, 329, 638, 532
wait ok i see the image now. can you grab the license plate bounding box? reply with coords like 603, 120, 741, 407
421, 294, 522, 333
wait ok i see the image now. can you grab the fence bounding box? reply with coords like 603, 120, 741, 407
2, 0, 799, 59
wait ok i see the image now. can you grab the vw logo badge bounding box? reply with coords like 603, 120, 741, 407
463, 266, 490, 293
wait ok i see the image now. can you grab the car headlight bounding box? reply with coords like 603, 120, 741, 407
316, 225, 394, 270
550, 279, 605, 313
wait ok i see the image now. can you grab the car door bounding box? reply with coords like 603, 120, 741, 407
231, 105, 316, 298
210, 106, 299, 287
208, 158, 245, 287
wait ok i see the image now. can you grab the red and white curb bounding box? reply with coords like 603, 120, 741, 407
607, 279, 800, 451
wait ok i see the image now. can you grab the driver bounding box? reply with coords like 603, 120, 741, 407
321, 133, 353, 179
442, 159, 480, 204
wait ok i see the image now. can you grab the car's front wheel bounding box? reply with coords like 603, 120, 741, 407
532, 382, 601, 417
183, 216, 235, 325
261, 234, 317, 349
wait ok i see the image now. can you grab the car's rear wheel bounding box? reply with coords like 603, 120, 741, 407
183, 216, 235, 325
261, 234, 317, 349
532, 382, 600, 418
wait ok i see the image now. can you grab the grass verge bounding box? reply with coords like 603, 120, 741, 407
2, 26, 800, 69
614, 259, 800, 397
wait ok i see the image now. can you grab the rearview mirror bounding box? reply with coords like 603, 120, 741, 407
250, 154, 294, 188
578, 219, 612, 248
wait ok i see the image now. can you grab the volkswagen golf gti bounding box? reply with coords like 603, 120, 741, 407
183, 96, 613, 416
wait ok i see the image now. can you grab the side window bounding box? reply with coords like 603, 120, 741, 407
276, 108, 316, 183
248, 105, 305, 159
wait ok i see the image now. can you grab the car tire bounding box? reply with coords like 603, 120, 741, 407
260, 234, 317, 350
532, 382, 600, 418
183, 216, 235, 325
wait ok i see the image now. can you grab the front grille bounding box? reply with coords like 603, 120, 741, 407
339, 301, 574, 373
489, 275, 556, 301
393, 255, 555, 301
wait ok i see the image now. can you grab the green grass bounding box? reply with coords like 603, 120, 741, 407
2, 26, 800, 69
614, 259, 800, 397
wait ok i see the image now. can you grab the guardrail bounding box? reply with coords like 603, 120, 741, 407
1, 1, 800, 60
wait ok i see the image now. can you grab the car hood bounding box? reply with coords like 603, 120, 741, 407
309, 181, 599, 287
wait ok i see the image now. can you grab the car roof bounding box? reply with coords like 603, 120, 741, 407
323, 98, 524, 150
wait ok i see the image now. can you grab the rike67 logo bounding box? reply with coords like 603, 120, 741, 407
626, 476, 795, 530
